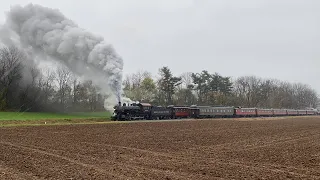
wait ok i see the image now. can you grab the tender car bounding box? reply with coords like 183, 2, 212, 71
150, 106, 172, 120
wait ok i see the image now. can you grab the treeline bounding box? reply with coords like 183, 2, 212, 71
1, 46, 318, 112
123, 67, 319, 109
0, 46, 106, 112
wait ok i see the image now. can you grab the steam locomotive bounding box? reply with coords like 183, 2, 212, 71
111, 102, 319, 121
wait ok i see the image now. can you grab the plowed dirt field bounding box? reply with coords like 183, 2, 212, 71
1, 117, 320, 179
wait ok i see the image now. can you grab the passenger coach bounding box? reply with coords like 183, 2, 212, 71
190, 106, 234, 118
235, 108, 257, 117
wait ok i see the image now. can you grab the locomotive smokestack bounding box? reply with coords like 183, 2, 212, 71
118, 101, 121, 107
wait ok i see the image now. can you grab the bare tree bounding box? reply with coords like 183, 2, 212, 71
38, 68, 56, 108
55, 65, 72, 111
178, 72, 193, 89
71, 75, 81, 110
233, 75, 319, 109
18, 66, 42, 111
0, 46, 25, 110
292, 83, 318, 109
233, 76, 260, 107
123, 70, 152, 101
175, 72, 195, 105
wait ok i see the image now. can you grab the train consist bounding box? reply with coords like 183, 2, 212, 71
111, 102, 319, 121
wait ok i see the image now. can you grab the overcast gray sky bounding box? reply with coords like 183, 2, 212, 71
0, 0, 319, 91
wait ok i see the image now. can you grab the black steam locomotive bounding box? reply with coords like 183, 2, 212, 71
111, 102, 172, 121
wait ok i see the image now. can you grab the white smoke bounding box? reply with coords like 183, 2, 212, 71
121, 97, 136, 105
1, 3, 124, 111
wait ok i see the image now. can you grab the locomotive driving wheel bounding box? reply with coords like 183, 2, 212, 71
126, 114, 132, 121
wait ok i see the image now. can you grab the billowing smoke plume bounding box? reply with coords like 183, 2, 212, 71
1, 3, 124, 111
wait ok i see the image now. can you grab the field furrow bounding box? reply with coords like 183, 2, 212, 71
0, 116, 320, 179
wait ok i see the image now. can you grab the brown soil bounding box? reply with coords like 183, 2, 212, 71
0, 116, 320, 179
0, 118, 108, 127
